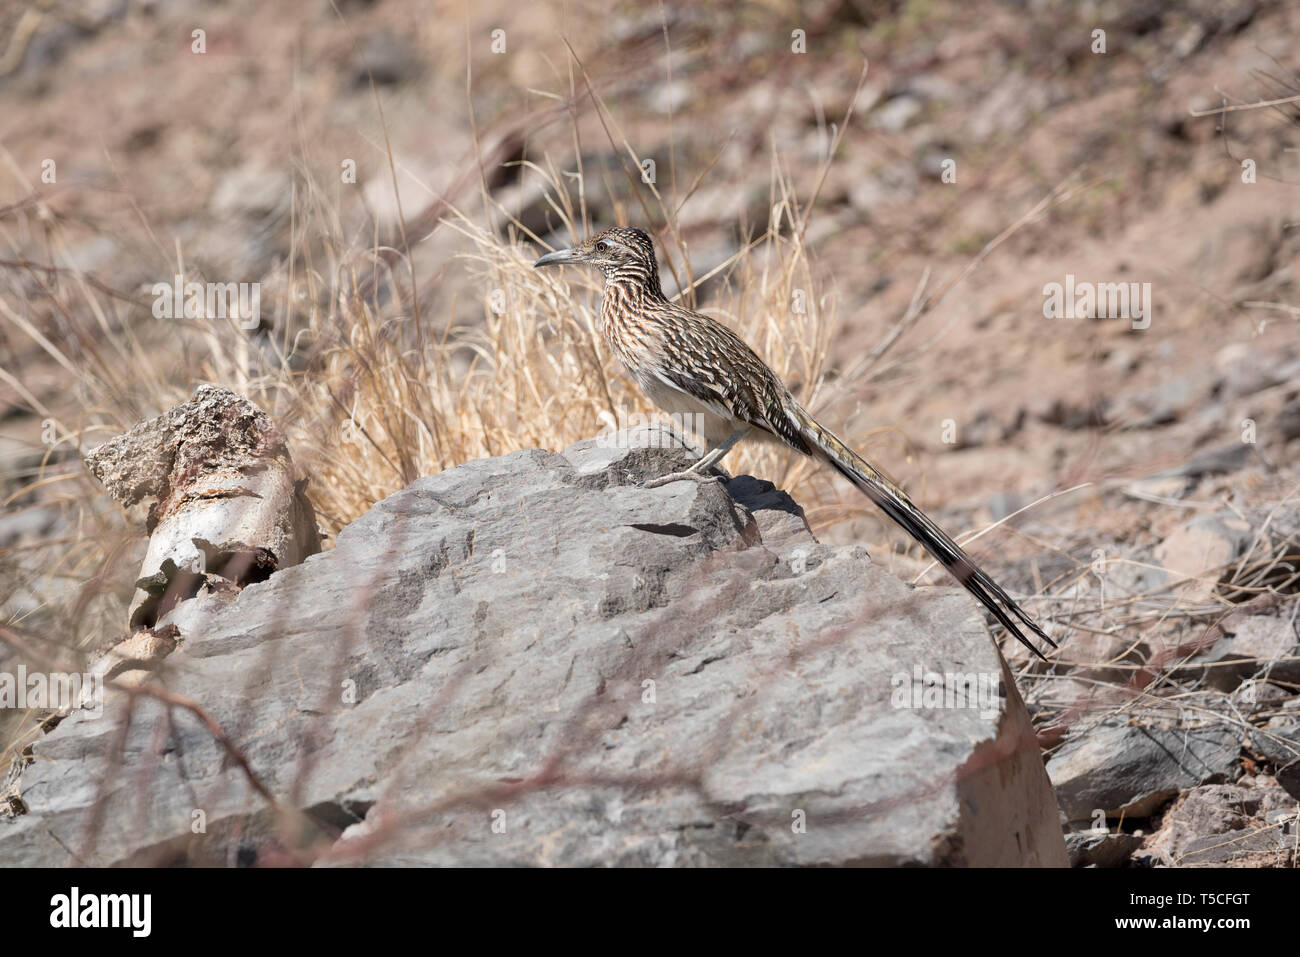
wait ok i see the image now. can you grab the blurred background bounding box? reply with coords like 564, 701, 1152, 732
1, 0, 1298, 782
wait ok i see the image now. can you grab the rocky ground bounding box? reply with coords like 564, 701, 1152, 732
2, 421, 1067, 867
3, 395, 1297, 867
1, 1, 1298, 865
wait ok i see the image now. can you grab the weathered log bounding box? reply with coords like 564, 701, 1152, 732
85, 385, 320, 631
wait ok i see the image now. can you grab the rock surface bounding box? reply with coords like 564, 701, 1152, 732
1047, 719, 1242, 822
1064, 829, 1145, 868
1139, 783, 1297, 866
3, 426, 1066, 867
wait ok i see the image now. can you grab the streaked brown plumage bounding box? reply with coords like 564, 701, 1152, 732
535, 225, 1056, 661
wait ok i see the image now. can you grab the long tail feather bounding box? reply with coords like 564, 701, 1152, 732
792, 406, 1056, 661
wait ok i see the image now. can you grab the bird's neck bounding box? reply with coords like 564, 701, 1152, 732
601, 268, 664, 342
605, 262, 664, 301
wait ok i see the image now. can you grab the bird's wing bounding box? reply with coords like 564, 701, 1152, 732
657, 311, 813, 454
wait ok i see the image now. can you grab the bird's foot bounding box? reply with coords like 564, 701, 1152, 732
641, 469, 722, 490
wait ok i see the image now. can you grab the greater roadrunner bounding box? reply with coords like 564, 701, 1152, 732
535, 226, 1056, 660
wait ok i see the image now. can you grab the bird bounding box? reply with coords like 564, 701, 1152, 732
534, 225, 1056, 661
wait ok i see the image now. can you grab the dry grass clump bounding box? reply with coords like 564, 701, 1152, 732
284, 172, 835, 534
0, 135, 838, 663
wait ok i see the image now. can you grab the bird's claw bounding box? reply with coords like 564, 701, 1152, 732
641, 470, 722, 490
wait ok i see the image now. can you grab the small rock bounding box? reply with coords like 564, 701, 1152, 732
1028, 396, 1106, 430
1142, 783, 1295, 866
211, 164, 292, 221
871, 95, 923, 132
1122, 475, 1191, 502
899, 75, 957, 103
1215, 342, 1296, 399
953, 408, 1020, 450
965, 72, 1046, 142
847, 163, 917, 212
349, 27, 422, 87
1274, 400, 1300, 443
1200, 616, 1300, 690
1157, 443, 1254, 480
1152, 514, 1252, 603
1254, 717, 1300, 770
645, 79, 691, 114
1277, 761, 1300, 802
1048, 721, 1241, 822
1232, 680, 1292, 712
984, 491, 1024, 524
1113, 374, 1207, 429
1065, 829, 1144, 868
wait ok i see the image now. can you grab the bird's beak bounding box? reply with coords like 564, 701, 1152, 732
533, 246, 581, 269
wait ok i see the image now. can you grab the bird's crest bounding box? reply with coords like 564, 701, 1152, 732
591, 225, 656, 263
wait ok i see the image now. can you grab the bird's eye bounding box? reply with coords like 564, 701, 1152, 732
595, 240, 610, 252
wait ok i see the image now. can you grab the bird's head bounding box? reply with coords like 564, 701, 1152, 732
533, 226, 659, 284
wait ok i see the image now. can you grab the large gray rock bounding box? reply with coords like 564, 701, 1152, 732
3, 425, 1066, 867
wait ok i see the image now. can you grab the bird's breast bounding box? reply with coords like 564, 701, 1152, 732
600, 297, 658, 373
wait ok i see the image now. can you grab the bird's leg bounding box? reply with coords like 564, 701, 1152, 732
642, 428, 749, 489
